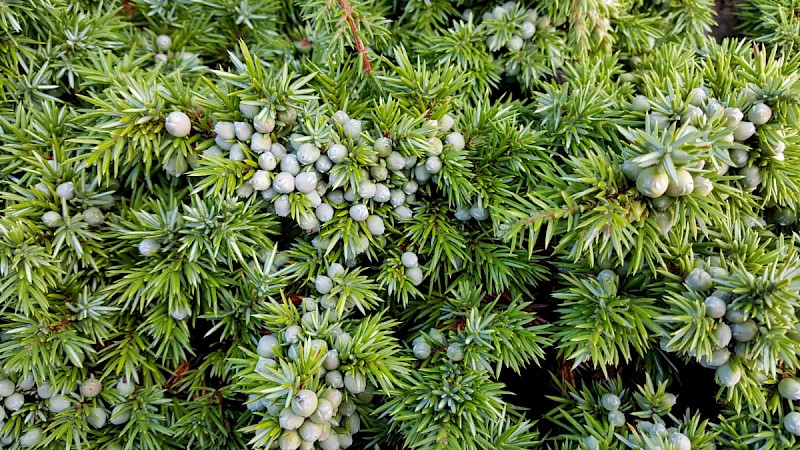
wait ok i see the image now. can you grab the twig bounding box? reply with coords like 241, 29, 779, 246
337, 0, 373, 75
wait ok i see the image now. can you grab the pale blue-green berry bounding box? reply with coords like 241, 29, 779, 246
110, 404, 131, 425
385, 190, 404, 208
454, 205, 472, 221
428, 328, 445, 344
601, 393, 621, 411
651, 422, 668, 436
636, 166, 669, 198
785, 412, 800, 436
597, 269, 616, 287
374, 137, 392, 157
250, 133, 271, 153
319, 433, 339, 450
729, 148, 749, 168
685, 268, 713, 291
18, 375, 32, 391
310, 339, 328, 356
446, 132, 465, 151
427, 137, 443, 156
632, 95, 650, 112
325, 370, 344, 389
688, 87, 707, 106
343, 188, 356, 202
370, 165, 388, 181
327, 144, 348, 163
394, 205, 413, 220
582, 435, 600, 450
214, 121, 236, 140
731, 320, 758, 342
279, 430, 302, 450
315, 203, 335, 223
79, 207, 104, 227
273, 172, 296, 194
239, 102, 260, 119
254, 113, 275, 134
373, 184, 391, 203
404, 154, 418, 169
716, 363, 742, 387
49, 394, 70, 413
344, 371, 366, 394
333, 110, 349, 124
439, 114, 455, 132
116, 376, 137, 396
704, 296, 726, 318
323, 388, 343, 409
4, 393, 23, 411
414, 164, 431, 182
608, 410, 626, 427
36, 382, 53, 399
81, 378, 103, 398
327, 263, 345, 279
339, 434, 354, 449
344, 119, 362, 139
664, 393, 677, 409
311, 398, 335, 424
280, 154, 301, 176
138, 239, 160, 257
19, 428, 43, 448
366, 215, 385, 236
305, 190, 323, 207
236, 183, 254, 198
284, 325, 303, 344
229, 143, 245, 162
296, 143, 321, 165
740, 166, 761, 191
470, 203, 489, 221
521, 21, 536, 39
692, 176, 713, 197
707, 99, 725, 116
666, 169, 694, 197
725, 307, 745, 324
155, 34, 172, 51
42, 211, 62, 228
714, 323, 732, 348
295, 172, 318, 194
669, 432, 691, 450
153, 53, 167, 63
403, 181, 418, 196
315, 154, 333, 173
357, 181, 376, 199
406, 265, 423, 285
292, 390, 318, 418
413, 341, 431, 359
748, 103, 772, 125
724, 108, 743, 127
299, 421, 322, 443
278, 108, 297, 125
621, 159, 642, 180
88, 407, 107, 429
682, 105, 704, 125
401, 251, 418, 268
279, 408, 304, 431
650, 112, 670, 130
56, 181, 75, 200
268, 144, 287, 161
779, 378, 800, 401
249, 170, 272, 191
233, 121, 254, 141
349, 204, 369, 222
274, 195, 291, 217
215, 135, 233, 150
446, 343, 464, 361
425, 156, 443, 174
203, 146, 223, 158
258, 152, 277, 172
386, 152, 405, 171
323, 349, 339, 370
164, 111, 191, 137
701, 348, 730, 367
733, 121, 756, 141
170, 306, 191, 320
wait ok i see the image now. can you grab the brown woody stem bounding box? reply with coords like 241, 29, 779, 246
337, 0, 373, 75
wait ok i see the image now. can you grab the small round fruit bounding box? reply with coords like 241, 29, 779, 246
49, 395, 70, 413
413, 340, 432, 359
740, 166, 762, 191
273, 172, 296, 194
325, 370, 344, 389
724, 108, 744, 127
406, 266, 423, 286
19, 428, 43, 448
83, 207, 105, 226
731, 320, 758, 342
734, 121, 756, 141
714, 323, 732, 348
110, 404, 131, 425
155, 34, 172, 51
636, 166, 669, 198
36, 382, 54, 399
716, 363, 742, 387
669, 432, 691, 450
323, 349, 340, 370
446, 343, 464, 361
779, 378, 800, 401
295, 172, 318, 194
214, 121, 236, 140
315, 203, 334, 223
310, 398, 334, 424
116, 377, 135, 397
279, 408, 305, 431
688, 88, 707, 106
164, 111, 191, 138
621, 160, 642, 181
666, 169, 694, 197
704, 296, 726, 318
296, 143, 321, 165
315, 275, 333, 295
365, 215, 385, 236
254, 112, 275, 134
785, 411, 800, 436
284, 325, 303, 344
299, 420, 322, 442
344, 372, 366, 394
582, 435, 600, 450
685, 268, 713, 292
42, 211, 62, 228
279, 430, 302, 450
56, 181, 75, 200
601, 393, 621, 412
292, 390, 319, 418
349, 204, 369, 222
344, 119, 362, 139
319, 433, 339, 450
401, 252, 418, 268
138, 239, 161, 257
374, 137, 392, 157
692, 176, 713, 197
632, 95, 650, 112
748, 103, 772, 125
257, 335, 279, 359
88, 407, 107, 429
273, 195, 290, 217
446, 132, 466, 151
608, 410, 626, 427
425, 156, 442, 174
4, 392, 23, 411
81, 378, 103, 398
